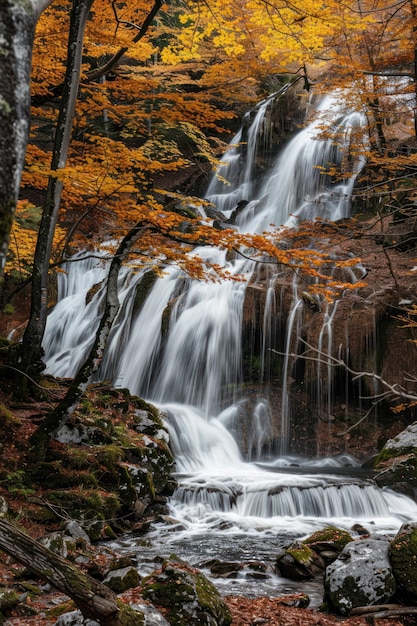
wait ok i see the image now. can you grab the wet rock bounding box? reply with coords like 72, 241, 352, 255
141, 558, 232, 625
208, 560, 243, 578
324, 536, 396, 615
276, 541, 325, 580
389, 521, 417, 603
350, 523, 369, 536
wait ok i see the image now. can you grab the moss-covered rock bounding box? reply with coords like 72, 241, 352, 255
276, 541, 325, 580
303, 526, 353, 564
371, 422, 417, 498
389, 522, 417, 603
103, 566, 141, 593
142, 558, 232, 626
24, 384, 176, 537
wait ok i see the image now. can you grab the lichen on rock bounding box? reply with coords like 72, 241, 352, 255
324, 536, 396, 615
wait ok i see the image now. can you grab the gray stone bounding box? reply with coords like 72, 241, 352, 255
103, 566, 140, 593
54, 611, 99, 625
384, 422, 417, 451
324, 536, 396, 615
64, 520, 91, 545
131, 602, 171, 625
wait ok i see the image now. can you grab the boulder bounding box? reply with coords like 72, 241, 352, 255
103, 566, 141, 593
389, 522, 417, 603
303, 526, 353, 564
141, 558, 232, 626
276, 541, 325, 580
324, 536, 396, 615
372, 422, 417, 498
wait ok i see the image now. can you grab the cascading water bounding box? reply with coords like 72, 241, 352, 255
43, 90, 417, 598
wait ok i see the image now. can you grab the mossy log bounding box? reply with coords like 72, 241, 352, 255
0, 519, 143, 625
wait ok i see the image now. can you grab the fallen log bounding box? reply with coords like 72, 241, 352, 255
350, 605, 417, 622
350, 604, 405, 615
0, 518, 144, 625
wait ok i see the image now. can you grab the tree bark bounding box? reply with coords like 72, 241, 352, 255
0, 2, 35, 288
29, 223, 152, 459
0, 0, 54, 289
19, 0, 94, 383
0, 518, 144, 625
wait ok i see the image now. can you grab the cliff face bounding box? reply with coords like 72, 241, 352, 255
239, 209, 417, 461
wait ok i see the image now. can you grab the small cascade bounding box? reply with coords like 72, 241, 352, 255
43, 89, 417, 582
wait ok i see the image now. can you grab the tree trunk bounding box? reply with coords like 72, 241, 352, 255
0, 518, 144, 625
0, 2, 37, 289
19, 0, 94, 383
29, 223, 152, 459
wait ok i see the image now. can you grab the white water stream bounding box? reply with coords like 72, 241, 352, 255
43, 91, 417, 599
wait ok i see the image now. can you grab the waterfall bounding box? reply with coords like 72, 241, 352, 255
43, 90, 417, 553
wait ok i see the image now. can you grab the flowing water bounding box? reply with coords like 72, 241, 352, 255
43, 91, 417, 601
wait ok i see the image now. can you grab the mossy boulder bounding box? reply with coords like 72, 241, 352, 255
324, 536, 396, 615
389, 522, 417, 603
303, 526, 353, 564
26, 385, 176, 538
103, 566, 141, 593
141, 558, 232, 626
276, 541, 325, 580
372, 422, 417, 498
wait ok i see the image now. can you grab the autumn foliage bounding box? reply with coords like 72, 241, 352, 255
5, 0, 417, 295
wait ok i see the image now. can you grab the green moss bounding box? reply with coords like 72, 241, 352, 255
0, 589, 20, 611
112, 424, 131, 446
389, 526, 417, 602
326, 575, 371, 615
132, 397, 160, 422
303, 526, 353, 551
105, 567, 140, 593
45, 600, 76, 619
116, 601, 145, 625
6, 470, 35, 497
142, 560, 232, 626
79, 398, 95, 415
46, 489, 121, 526
287, 544, 315, 563
97, 444, 124, 468
0, 404, 18, 426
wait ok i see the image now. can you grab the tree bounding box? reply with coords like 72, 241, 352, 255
18, 0, 95, 386
0, 0, 54, 287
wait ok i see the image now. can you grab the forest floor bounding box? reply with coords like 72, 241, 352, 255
0, 377, 413, 624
